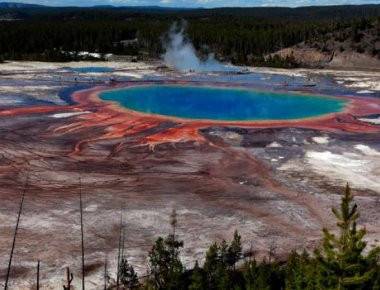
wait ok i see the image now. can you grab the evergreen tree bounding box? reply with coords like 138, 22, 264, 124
119, 257, 140, 289
285, 251, 304, 290
219, 240, 229, 269
189, 261, 205, 290
243, 259, 258, 290
314, 184, 380, 289
244, 258, 277, 290
203, 231, 243, 289
227, 230, 243, 269
284, 250, 318, 290
148, 210, 184, 290
204, 240, 232, 289
204, 242, 219, 289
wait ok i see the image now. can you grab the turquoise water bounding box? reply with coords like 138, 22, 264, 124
71, 67, 114, 73
99, 85, 347, 121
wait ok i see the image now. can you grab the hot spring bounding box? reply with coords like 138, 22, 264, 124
99, 85, 348, 121
71, 67, 114, 73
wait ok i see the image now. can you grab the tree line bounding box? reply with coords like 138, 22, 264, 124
112, 185, 380, 289
0, 8, 379, 67
4, 178, 380, 289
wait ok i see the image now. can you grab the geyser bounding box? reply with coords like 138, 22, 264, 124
163, 23, 238, 72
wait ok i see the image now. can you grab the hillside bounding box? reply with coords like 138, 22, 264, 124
269, 18, 380, 69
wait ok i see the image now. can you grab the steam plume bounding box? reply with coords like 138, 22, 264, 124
163, 22, 236, 72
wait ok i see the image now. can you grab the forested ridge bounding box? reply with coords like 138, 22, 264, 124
0, 4, 379, 66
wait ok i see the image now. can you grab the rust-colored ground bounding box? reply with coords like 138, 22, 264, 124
0, 82, 379, 288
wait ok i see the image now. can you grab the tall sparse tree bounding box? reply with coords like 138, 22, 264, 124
314, 184, 380, 289
148, 210, 184, 289
227, 230, 242, 269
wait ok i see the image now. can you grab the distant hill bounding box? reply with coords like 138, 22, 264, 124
0, 2, 46, 8
196, 5, 380, 20
0, 3, 379, 21
0, 2, 193, 10
0, 2, 195, 20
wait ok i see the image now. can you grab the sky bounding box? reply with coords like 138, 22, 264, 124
7, 0, 380, 7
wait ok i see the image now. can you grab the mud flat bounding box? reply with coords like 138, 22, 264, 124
0, 61, 379, 288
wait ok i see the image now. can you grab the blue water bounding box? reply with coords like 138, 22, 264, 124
58, 85, 92, 105
71, 67, 114, 73
99, 85, 347, 121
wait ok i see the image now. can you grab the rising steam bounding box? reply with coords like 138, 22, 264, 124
162, 22, 237, 72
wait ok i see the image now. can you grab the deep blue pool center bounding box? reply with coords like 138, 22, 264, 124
99, 85, 347, 121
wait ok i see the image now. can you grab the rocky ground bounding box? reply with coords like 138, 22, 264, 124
0, 61, 379, 289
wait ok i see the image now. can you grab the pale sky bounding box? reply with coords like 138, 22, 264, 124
7, 0, 380, 8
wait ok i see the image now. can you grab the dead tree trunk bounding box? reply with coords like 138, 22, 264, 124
116, 208, 123, 290
104, 254, 108, 290
79, 178, 85, 290
4, 175, 28, 290
63, 267, 74, 290
36, 260, 40, 290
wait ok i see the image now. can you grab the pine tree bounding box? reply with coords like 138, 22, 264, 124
148, 210, 184, 289
204, 242, 219, 289
189, 261, 205, 290
227, 230, 242, 269
219, 240, 229, 268
284, 250, 317, 290
148, 237, 168, 289
202, 231, 242, 289
119, 257, 139, 289
285, 251, 303, 290
314, 184, 380, 290
244, 258, 275, 290
243, 259, 258, 290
